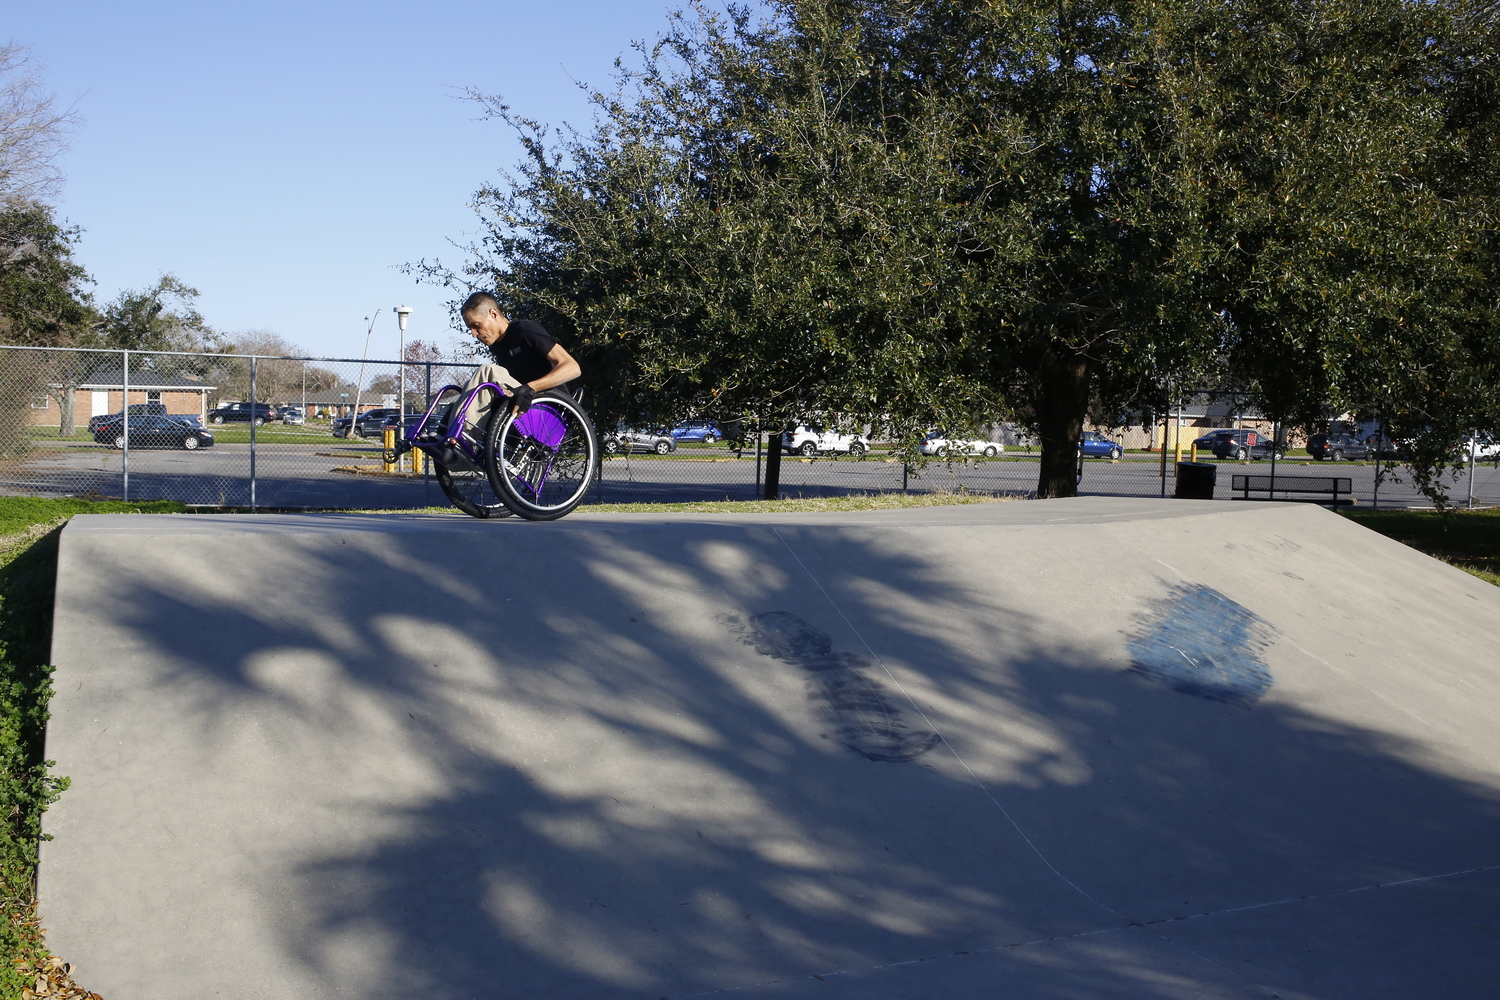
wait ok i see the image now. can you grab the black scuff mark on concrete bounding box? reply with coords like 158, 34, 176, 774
722, 611, 940, 762
1125, 584, 1277, 706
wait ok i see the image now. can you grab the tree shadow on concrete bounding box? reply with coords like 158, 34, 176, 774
59, 515, 1500, 999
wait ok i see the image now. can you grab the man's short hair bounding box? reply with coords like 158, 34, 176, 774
461, 291, 502, 316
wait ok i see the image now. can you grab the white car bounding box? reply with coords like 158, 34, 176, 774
918, 431, 1004, 458
1464, 434, 1500, 460
782, 425, 869, 457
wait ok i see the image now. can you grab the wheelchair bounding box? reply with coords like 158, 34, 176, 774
394, 382, 598, 521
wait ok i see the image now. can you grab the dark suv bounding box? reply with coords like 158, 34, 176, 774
207, 402, 277, 425
332, 408, 402, 439
1307, 433, 1372, 461
1208, 428, 1286, 461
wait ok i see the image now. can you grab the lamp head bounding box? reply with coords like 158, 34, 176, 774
394, 305, 413, 332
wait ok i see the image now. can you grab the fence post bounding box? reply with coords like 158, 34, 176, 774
754, 421, 762, 499
1468, 429, 1476, 508
1159, 408, 1168, 496
424, 362, 432, 504
1269, 419, 1279, 498
122, 350, 129, 502
249, 355, 257, 512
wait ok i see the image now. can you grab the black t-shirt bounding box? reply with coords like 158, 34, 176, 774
488, 319, 562, 388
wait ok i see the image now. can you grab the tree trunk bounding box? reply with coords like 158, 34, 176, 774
60, 385, 76, 437
1034, 346, 1093, 499
763, 423, 783, 500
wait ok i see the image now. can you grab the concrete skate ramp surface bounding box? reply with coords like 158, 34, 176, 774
43, 498, 1500, 999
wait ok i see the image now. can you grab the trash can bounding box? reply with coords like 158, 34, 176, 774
1175, 461, 1216, 500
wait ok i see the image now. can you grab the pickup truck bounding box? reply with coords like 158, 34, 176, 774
207, 402, 277, 426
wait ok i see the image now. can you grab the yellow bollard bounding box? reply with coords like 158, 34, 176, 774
383, 427, 397, 473
410, 443, 424, 475
1190, 444, 1198, 463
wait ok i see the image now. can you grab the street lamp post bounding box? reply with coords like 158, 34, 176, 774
395, 305, 413, 421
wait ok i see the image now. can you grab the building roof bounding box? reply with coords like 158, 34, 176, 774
297, 384, 368, 404
59, 368, 218, 392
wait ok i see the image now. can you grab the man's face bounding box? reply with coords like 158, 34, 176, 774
463, 306, 506, 346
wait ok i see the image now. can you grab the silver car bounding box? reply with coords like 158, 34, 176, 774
603, 426, 676, 455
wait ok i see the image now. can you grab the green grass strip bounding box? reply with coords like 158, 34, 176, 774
1342, 507, 1500, 586
0, 497, 185, 995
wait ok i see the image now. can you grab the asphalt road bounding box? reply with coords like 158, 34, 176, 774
3, 438, 1498, 508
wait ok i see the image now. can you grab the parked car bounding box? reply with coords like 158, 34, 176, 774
276, 406, 306, 425
331, 408, 401, 439
782, 425, 869, 457
1078, 431, 1124, 460
376, 413, 426, 439
919, 431, 1003, 458
670, 420, 721, 444
1467, 434, 1500, 461
87, 402, 167, 434
1308, 433, 1373, 461
602, 426, 677, 455
207, 402, 277, 426
93, 414, 215, 450
1208, 428, 1285, 461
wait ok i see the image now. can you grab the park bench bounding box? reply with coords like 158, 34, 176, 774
1230, 474, 1353, 506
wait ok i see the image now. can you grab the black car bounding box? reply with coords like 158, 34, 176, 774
207, 402, 276, 425
377, 413, 427, 439
87, 402, 167, 434
1307, 433, 1373, 461
1209, 428, 1285, 461
93, 414, 215, 450
332, 408, 402, 439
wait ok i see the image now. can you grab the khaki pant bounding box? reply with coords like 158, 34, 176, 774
446, 363, 522, 435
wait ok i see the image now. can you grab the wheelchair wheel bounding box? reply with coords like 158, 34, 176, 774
436, 462, 513, 519
484, 390, 598, 521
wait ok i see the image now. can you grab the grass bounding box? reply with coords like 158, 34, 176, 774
0, 497, 186, 997
1342, 506, 1500, 586
28, 424, 341, 446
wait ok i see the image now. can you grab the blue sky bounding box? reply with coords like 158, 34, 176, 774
7, 1, 700, 360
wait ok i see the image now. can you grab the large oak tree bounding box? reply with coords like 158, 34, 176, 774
443, 0, 1498, 500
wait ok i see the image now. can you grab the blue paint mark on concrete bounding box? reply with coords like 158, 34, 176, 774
1126, 585, 1276, 706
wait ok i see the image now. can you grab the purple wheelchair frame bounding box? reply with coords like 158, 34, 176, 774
406, 383, 570, 501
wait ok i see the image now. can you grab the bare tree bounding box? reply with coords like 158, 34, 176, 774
216, 330, 308, 405
402, 338, 458, 406
0, 44, 81, 206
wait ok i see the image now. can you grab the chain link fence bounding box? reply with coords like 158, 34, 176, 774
1, 346, 1495, 509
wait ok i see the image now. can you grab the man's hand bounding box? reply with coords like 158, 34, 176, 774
508, 384, 537, 413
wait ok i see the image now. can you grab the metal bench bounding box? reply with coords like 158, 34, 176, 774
1230, 474, 1353, 506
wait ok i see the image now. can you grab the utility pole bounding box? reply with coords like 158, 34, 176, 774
350, 310, 380, 437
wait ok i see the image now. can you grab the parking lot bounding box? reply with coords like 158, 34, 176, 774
4, 427, 1497, 509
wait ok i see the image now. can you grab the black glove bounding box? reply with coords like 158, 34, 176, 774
508, 384, 537, 413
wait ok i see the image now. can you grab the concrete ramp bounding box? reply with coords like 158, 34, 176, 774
42, 498, 1500, 999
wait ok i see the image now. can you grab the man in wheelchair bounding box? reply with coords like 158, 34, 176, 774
448, 291, 581, 431
399, 291, 597, 521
